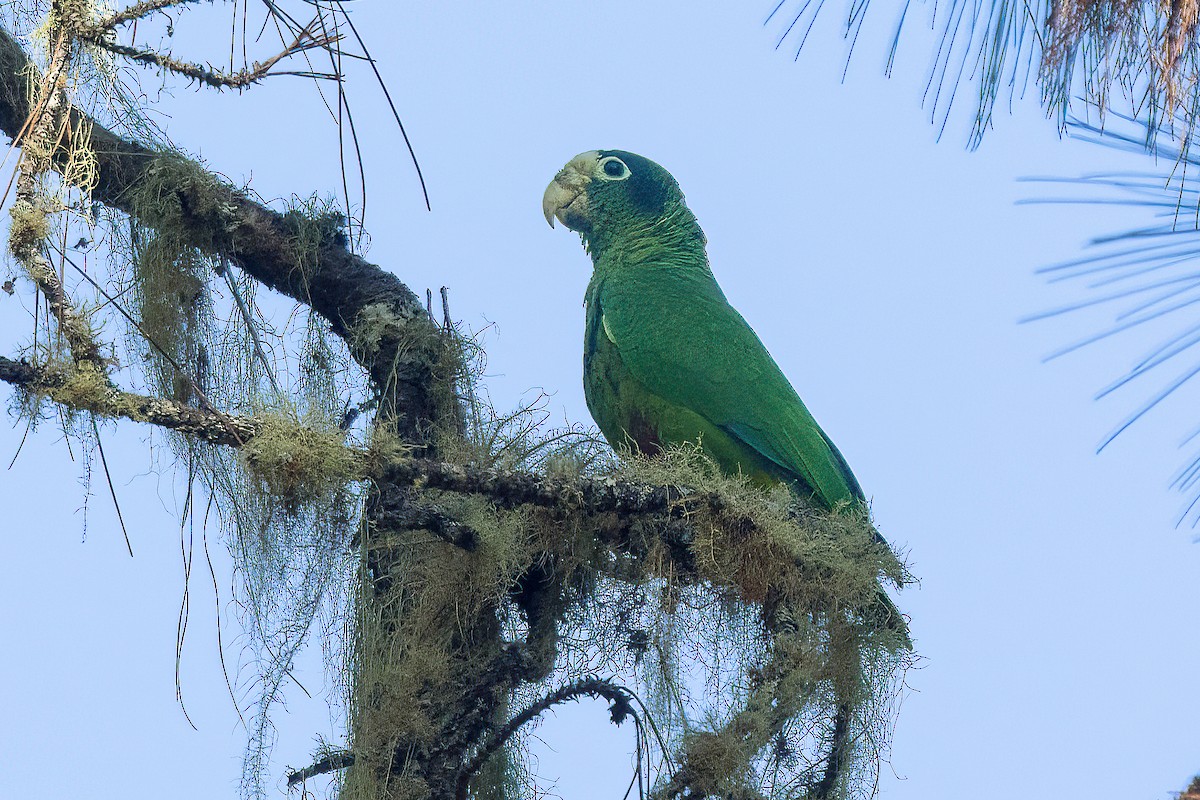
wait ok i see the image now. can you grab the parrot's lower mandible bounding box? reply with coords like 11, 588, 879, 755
542, 149, 866, 512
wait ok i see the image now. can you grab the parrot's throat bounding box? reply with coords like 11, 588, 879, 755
585, 203, 708, 273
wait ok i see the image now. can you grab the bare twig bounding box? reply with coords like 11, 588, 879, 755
94, 0, 202, 30
331, 1, 430, 210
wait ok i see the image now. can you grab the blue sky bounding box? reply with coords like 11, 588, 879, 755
1, 2, 1199, 798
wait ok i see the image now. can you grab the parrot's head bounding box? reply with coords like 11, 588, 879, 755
542, 150, 700, 254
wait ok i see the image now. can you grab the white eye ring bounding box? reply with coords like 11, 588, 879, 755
597, 156, 631, 181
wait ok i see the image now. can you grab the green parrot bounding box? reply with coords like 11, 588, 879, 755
541, 149, 865, 512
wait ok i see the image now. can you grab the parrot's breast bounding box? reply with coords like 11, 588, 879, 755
582, 296, 660, 453
582, 283, 780, 485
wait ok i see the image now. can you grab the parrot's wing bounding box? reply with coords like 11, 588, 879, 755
597, 271, 863, 508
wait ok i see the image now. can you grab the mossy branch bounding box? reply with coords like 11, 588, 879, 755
377, 456, 735, 519
10, 10, 103, 368
0, 353, 708, 519
0, 24, 441, 441
0, 355, 257, 444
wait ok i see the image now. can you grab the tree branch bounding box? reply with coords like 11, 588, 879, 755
286, 750, 355, 788
376, 456, 720, 519
454, 677, 641, 800
10, 18, 103, 367
0, 355, 257, 445
375, 496, 481, 550
0, 23, 442, 441
0, 352, 726, 567
94, 0, 202, 30
76, 17, 338, 89
0, 352, 732, 546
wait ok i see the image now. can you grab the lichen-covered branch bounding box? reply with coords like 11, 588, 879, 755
0, 355, 257, 445
10, 11, 102, 366
376, 456, 721, 519
0, 23, 443, 443
374, 498, 482, 551
0, 350, 737, 545
0, 351, 783, 569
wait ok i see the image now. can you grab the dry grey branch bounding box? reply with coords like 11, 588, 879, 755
77, 17, 338, 89
374, 498, 481, 551
377, 456, 708, 518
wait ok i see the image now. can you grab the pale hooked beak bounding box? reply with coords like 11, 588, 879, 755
542, 151, 599, 230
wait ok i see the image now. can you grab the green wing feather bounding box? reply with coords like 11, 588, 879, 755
593, 266, 863, 510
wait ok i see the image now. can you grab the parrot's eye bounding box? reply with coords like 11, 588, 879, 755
599, 157, 630, 180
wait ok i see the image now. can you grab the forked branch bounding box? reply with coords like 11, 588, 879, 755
93, 0, 204, 30
453, 677, 644, 800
